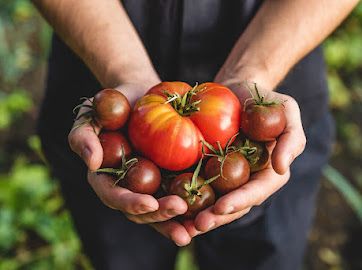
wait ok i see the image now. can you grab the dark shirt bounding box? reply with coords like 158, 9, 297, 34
38, 0, 329, 145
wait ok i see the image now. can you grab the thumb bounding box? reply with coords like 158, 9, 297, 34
68, 104, 103, 171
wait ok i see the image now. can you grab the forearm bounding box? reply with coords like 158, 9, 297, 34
217, 0, 359, 89
32, 0, 159, 88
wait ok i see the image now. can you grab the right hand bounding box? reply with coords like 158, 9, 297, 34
68, 83, 192, 246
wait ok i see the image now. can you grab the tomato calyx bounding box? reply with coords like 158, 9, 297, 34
72, 97, 97, 132
95, 146, 138, 186
244, 82, 283, 109
163, 83, 203, 116
183, 158, 219, 205
202, 133, 256, 179
242, 139, 262, 166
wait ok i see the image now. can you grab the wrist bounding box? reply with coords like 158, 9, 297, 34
215, 63, 277, 90
101, 61, 160, 90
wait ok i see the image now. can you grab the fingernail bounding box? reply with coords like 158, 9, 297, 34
206, 222, 216, 231
223, 206, 234, 215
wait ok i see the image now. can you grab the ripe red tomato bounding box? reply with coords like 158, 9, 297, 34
93, 89, 131, 130
240, 84, 286, 141
205, 152, 250, 195
168, 173, 215, 219
128, 82, 241, 171
99, 131, 131, 168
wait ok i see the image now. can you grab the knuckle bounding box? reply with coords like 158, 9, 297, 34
297, 136, 307, 155
286, 95, 298, 107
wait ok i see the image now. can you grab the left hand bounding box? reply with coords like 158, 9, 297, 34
182, 76, 306, 236
184, 163, 290, 236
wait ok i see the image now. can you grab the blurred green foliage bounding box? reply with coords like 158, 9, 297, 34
0, 1, 361, 269
0, 154, 90, 270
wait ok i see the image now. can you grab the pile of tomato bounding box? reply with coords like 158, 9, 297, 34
75, 81, 286, 219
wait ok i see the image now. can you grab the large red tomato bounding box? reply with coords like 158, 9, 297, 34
128, 82, 241, 171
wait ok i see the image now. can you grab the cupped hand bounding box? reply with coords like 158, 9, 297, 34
182, 76, 306, 235
68, 83, 192, 246
184, 163, 290, 237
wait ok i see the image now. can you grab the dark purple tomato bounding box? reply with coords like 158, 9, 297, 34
205, 152, 250, 195
168, 173, 215, 219
99, 131, 131, 168
247, 140, 270, 173
93, 88, 131, 130
122, 158, 161, 195
240, 104, 286, 142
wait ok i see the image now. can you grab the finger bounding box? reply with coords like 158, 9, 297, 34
88, 171, 159, 215
182, 219, 201, 238
194, 206, 251, 232
68, 103, 103, 171
125, 195, 187, 224
272, 95, 306, 174
150, 220, 192, 247
213, 166, 290, 215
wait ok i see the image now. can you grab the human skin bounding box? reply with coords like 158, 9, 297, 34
33, 0, 359, 246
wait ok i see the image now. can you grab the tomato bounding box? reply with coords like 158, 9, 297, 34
244, 140, 270, 173
75, 88, 131, 131
122, 158, 161, 194
99, 131, 131, 168
240, 84, 286, 141
232, 136, 270, 173
93, 89, 131, 130
168, 159, 217, 219
128, 82, 241, 171
169, 173, 215, 219
241, 105, 285, 142
96, 157, 161, 195
205, 152, 250, 195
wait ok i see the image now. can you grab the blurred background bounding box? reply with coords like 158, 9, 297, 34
0, 1, 361, 269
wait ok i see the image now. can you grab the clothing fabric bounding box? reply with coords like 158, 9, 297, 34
37, 1, 334, 269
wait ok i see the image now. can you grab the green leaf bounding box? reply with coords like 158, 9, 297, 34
323, 165, 362, 223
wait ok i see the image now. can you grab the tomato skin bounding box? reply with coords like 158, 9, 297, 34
190, 83, 241, 149
232, 136, 270, 173
128, 82, 240, 171
99, 131, 131, 168
147, 81, 192, 97
247, 140, 270, 173
122, 158, 161, 195
128, 94, 203, 171
168, 173, 215, 219
240, 104, 286, 142
205, 152, 250, 195
93, 89, 131, 130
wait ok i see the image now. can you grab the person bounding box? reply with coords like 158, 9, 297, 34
33, 0, 358, 269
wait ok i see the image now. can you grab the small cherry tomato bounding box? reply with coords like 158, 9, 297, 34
240, 83, 286, 141
99, 131, 131, 168
205, 152, 250, 195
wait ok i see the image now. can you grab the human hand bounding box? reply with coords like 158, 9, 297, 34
183, 76, 306, 235
68, 83, 192, 246
184, 161, 290, 236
